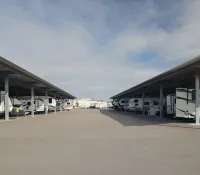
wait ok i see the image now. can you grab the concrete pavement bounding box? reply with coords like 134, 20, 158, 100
0, 109, 200, 175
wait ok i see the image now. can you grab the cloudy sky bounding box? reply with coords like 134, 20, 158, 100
0, 0, 200, 100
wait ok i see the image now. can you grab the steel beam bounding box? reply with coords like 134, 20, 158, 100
31, 87, 34, 117
54, 94, 56, 114
142, 92, 145, 115
45, 91, 48, 115
4, 76, 9, 120
159, 85, 164, 118
195, 73, 200, 125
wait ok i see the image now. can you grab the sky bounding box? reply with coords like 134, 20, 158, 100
0, 0, 200, 100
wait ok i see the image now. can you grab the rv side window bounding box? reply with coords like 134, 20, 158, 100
174, 98, 176, 104
27, 102, 31, 106
49, 98, 52, 103
144, 102, 150, 105
135, 104, 138, 106
134, 99, 138, 103
154, 101, 159, 105
34, 101, 36, 104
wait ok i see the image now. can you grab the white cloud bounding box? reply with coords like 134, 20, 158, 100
0, 0, 200, 99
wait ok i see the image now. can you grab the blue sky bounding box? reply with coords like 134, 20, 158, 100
0, 0, 200, 100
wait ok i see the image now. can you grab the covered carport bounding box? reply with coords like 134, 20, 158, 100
110, 55, 200, 125
0, 56, 75, 120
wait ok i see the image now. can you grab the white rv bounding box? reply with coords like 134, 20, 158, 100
176, 88, 195, 119
63, 100, 74, 110
166, 94, 176, 116
20, 98, 45, 114
112, 99, 119, 110
147, 98, 165, 116
0, 91, 13, 115
94, 102, 107, 109
128, 98, 144, 112
118, 99, 129, 111
47, 98, 56, 112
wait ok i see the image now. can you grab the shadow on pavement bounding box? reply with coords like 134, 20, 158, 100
99, 109, 198, 128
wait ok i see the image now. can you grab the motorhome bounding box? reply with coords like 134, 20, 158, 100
176, 88, 195, 119
0, 91, 13, 115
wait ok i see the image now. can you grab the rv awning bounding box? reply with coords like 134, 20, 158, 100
0, 56, 75, 99
110, 55, 200, 99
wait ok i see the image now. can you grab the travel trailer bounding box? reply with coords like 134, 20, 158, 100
20, 98, 45, 114
147, 98, 165, 116
128, 98, 143, 112
107, 102, 113, 108
118, 99, 129, 111
93, 102, 107, 109
155, 94, 176, 117
128, 98, 161, 114
112, 99, 119, 110
166, 94, 176, 116
63, 100, 74, 110
175, 88, 195, 119
77, 99, 94, 109
0, 91, 13, 115
47, 98, 56, 112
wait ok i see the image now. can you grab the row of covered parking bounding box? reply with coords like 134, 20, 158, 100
0, 56, 75, 120
110, 55, 200, 125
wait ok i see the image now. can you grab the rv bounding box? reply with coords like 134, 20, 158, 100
63, 100, 74, 110
176, 88, 195, 119
118, 99, 129, 111
112, 99, 119, 110
154, 94, 176, 117
128, 98, 143, 112
47, 98, 56, 112
93, 102, 108, 109
20, 98, 45, 114
147, 98, 165, 116
0, 91, 13, 115
166, 94, 176, 116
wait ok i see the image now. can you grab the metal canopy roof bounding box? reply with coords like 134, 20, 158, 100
110, 55, 200, 99
0, 56, 75, 99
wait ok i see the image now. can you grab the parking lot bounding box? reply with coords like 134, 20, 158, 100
0, 109, 200, 175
